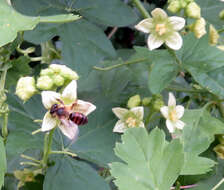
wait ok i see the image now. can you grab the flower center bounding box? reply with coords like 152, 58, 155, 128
125, 117, 137, 128
155, 23, 167, 36
169, 109, 178, 122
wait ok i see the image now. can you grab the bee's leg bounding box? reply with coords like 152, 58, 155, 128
56, 98, 64, 105
70, 100, 78, 110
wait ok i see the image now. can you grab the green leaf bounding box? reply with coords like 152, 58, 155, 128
0, 137, 6, 189
43, 155, 110, 190
148, 50, 178, 94
110, 128, 184, 190
181, 109, 224, 175
0, 0, 80, 47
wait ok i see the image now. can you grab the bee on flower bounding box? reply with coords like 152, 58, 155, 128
135, 8, 185, 50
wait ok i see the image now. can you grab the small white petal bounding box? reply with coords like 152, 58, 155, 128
174, 120, 185, 130
59, 119, 79, 140
139, 121, 145, 128
112, 107, 129, 119
151, 8, 168, 19
168, 92, 176, 107
41, 112, 57, 132
62, 80, 77, 103
160, 106, 169, 119
147, 34, 164, 50
113, 120, 126, 133
168, 16, 185, 31
135, 18, 153, 33
175, 105, 185, 119
130, 106, 144, 120
166, 119, 175, 133
73, 100, 96, 116
165, 32, 183, 50
41, 91, 61, 109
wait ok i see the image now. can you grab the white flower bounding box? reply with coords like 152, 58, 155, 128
112, 106, 144, 133
135, 8, 185, 50
41, 80, 96, 140
160, 92, 185, 133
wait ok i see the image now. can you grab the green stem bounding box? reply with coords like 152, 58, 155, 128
0, 69, 7, 91
2, 112, 8, 143
218, 103, 224, 118
50, 150, 77, 157
145, 110, 155, 126
166, 86, 206, 93
132, 0, 150, 18
42, 129, 55, 168
211, 178, 224, 190
166, 47, 182, 68
20, 154, 41, 163
93, 58, 147, 71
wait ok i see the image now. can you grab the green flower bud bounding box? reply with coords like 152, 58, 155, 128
40, 68, 54, 76
192, 17, 207, 39
36, 76, 54, 90
220, 9, 224, 20
214, 144, 224, 159
186, 2, 201, 19
49, 64, 62, 73
52, 74, 65, 87
218, 135, 224, 144
142, 97, 152, 106
179, 0, 187, 8
15, 77, 36, 101
127, 95, 141, 108
167, 0, 181, 13
209, 25, 219, 46
60, 66, 79, 80
153, 99, 165, 111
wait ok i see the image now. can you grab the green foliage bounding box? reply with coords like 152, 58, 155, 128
0, 137, 6, 189
110, 128, 184, 190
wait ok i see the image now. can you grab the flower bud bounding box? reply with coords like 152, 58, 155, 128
209, 25, 219, 45
36, 76, 54, 90
49, 64, 62, 73
52, 74, 65, 87
15, 77, 36, 101
127, 95, 141, 109
219, 9, 224, 20
153, 99, 165, 111
192, 18, 206, 39
217, 46, 224, 51
218, 135, 224, 144
142, 97, 152, 106
186, 2, 201, 19
40, 68, 54, 76
60, 66, 79, 80
214, 144, 224, 159
179, 0, 187, 8
167, 0, 181, 13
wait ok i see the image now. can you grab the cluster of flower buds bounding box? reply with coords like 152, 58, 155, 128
15, 64, 79, 101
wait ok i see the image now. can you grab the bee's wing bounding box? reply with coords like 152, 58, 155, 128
58, 119, 79, 141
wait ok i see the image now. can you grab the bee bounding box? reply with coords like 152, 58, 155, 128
50, 103, 69, 119
69, 112, 88, 125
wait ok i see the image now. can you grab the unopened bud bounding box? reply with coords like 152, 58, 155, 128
192, 18, 206, 39
52, 74, 64, 87
127, 95, 141, 109
179, 0, 187, 8
49, 64, 62, 73
219, 9, 224, 20
60, 66, 79, 80
214, 144, 224, 159
167, 0, 181, 13
217, 46, 224, 51
142, 97, 152, 106
40, 68, 54, 76
36, 76, 54, 90
15, 77, 36, 101
186, 2, 201, 19
218, 135, 224, 144
153, 99, 165, 111
209, 25, 219, 45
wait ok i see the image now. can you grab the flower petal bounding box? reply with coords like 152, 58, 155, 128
174, 120, 185, 130
165, 32, 183, 50
166, 119, 175, 133
113, 120, 126, 133
139, 121, 145, 128
168, 92, 176, 107
175, 105, 185, 119
160, 106, 169, 119
151, 8, 168, 19
62, 80, 77, 104
168, 16, 185, 31
41, 91, 61, 109
59, 119, 79, 140
112, 107, 129, 119
147, 34, 164, 50
73, 100, 96, 116
130, 106, 144, 120
41, 112, 57, 132
135, 18, 153, 33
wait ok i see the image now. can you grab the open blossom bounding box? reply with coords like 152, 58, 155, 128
160, 93, 185, 133
41, 80, 96, 140
135, 8, 185, 50
112, 106, 144, 133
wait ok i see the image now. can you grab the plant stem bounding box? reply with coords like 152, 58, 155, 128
211, 178, 224, 190
166, 86, 206, 93
20, 154, 41, 163
93, 58, 147, 71
42, 129, 55, 168
50, 150, 77, 157
132, 0, 150, 18
2, 112, 8, 143
166, 47, 182, 68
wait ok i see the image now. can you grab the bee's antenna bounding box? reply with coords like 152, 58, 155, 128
57, 98, 64, 105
